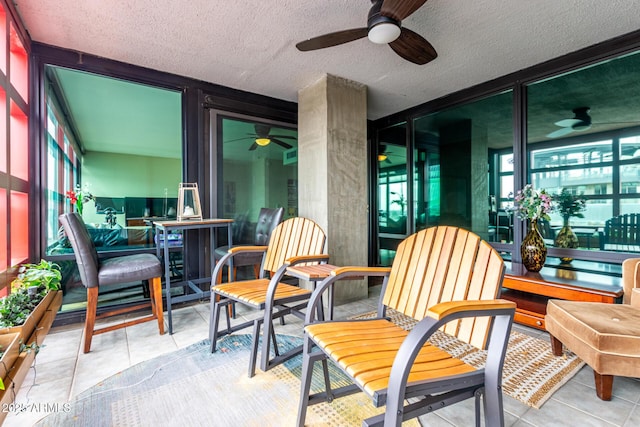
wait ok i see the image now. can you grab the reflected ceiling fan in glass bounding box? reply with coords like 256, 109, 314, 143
226, 124, 296, 151
547, 107, 640, 138
378, 144, 406, 165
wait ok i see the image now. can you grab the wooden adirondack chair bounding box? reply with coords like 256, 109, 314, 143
297, 226, 515, 427
209, 217, 328, 377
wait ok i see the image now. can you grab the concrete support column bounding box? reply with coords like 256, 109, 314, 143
298, 74, 368, 303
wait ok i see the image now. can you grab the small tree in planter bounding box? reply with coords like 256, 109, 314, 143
0, 260, 62, 328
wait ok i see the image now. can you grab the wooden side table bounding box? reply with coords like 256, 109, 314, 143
501, 263, 623, 330
286, 264, 339, 319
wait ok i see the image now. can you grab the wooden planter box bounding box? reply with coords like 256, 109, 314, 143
0, 290, 61, 342
0, 290, 63, 424
0, 333, 20, 384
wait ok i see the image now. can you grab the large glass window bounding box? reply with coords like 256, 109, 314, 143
376, 123, 407, 265
373, 91, 514, 265
527, 50, 640, 256
43, 66, 182, 312
0, 4, 29, 296
414, 90, 514, 244
219, 116, 297, 243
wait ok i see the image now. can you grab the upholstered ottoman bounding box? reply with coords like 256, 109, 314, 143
546, 258, 640, 400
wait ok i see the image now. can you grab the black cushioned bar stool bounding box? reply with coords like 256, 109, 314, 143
59, 213, 164, 353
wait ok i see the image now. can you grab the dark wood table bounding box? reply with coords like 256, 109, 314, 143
501, 262, 623, 330
154, 218, 233, 334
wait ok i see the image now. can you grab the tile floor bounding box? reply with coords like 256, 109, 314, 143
4, 287, 640, 426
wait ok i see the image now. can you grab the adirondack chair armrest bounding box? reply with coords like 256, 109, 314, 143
427, 299, 517, 320
304, 266, 392, 324
285, 254, 330, 265
383, 299, 516, 424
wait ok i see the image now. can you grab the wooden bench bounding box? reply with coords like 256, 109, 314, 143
599, 213, 640, 251
297, 226, 515, 427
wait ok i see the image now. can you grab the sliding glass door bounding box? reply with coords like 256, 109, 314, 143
43, 65, 182, 312
214, 114, 297, 245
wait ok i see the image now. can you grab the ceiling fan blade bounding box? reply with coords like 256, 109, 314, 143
381, 0, 429, 21
389, 28, 437, 65
547, 127, 574, 138
248, 142, 258, 151
225, 136, 251, 143
554, 118, 581, 127
594, 121, 640, 125
271, 138, 293, 150
296, 28, 368, 51
268, 134, 297, 140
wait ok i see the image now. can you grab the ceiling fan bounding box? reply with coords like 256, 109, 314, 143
547, 107, 640, 138
226, 124, 296, 151
378, 144, 404, 164
295, 0, 437, 65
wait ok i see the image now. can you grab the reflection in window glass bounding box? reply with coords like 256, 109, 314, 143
527, 49, 640, 254
530, 141, 612, 169
620, 198, 640, 214
500, 175, 513, 201
377, 124, 407, 266
413, 90, 514, 245
530, 166, 613, 197
620, 136, 640, 159
44, 65, 183, 316
621, 164, 640, 193
221, 117, 298, 236
500, 153, 514, 172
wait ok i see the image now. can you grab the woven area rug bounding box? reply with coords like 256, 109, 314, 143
352, 309, 585, 409
35, 334, 419, 427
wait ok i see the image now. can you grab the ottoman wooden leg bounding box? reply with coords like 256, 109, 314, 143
550, 335, 563, 356
594, 372, 613, 401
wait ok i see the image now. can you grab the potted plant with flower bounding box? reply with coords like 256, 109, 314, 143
512, 184, 552, 272
552, 188, 587, 262
65, 184, 94, 215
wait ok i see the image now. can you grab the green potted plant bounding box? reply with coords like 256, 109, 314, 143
552, 188, 587, 262
0, 260, 62, 339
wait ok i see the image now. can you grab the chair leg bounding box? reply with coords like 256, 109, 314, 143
594, 371, 613, 400
209, 294, 223, 353
550, 334, 563, 356
474, 389, 482, 427
483, 383, 505, 427
249, 318, 262, 378
260, 307, 276, 372
150, 277, 165, 335
84, 287, 99, 353
296, 338, 317, 427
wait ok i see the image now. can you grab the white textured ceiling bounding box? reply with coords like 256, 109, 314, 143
14, 0, 640, 120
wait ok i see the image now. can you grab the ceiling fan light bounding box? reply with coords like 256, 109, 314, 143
255, 138, 271, 146
368, 22, 401, 44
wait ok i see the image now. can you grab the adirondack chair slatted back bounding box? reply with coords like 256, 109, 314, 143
601, 213, 640, 250
382, 226, 504, 348
262, 217, 326, 274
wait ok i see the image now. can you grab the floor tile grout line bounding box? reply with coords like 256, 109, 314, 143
548, 396, 626, 427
